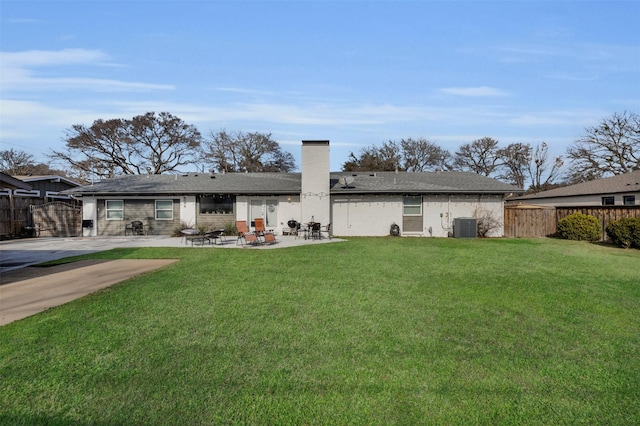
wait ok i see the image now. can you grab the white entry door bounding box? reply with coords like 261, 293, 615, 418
250, 199, 278, 228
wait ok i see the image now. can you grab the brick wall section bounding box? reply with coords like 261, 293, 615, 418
96, 199, 180, 236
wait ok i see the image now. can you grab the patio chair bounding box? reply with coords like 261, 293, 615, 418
310, 222, 321, 240
126, 221, 145, 236
254, 218, 277, 245
320, 223, 331, 240
236, 220, 260, 246
133, 221, 146, 235
295, 223, 308, 240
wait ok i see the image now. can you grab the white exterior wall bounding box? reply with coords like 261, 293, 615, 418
423, 194, 505, 238
276, 195, 302, 231
235, 196, 250, 225
330, 193, 505, 237
331, 195, 402, 236
82, 196, 98, 237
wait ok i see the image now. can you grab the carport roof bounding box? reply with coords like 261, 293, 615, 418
66, 171, 522, 196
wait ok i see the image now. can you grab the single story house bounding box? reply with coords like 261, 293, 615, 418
67, 141, 523, 238
508, 170, 640, 207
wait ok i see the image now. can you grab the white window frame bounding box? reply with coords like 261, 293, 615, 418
155, 200, 174, 220
105, 200, 124, 220
403, 195, 422, 216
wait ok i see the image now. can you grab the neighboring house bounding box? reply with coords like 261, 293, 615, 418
0, 172, 32, 193
508, 170, 640, 207
0, 174, 83, 237
67, 141, 523, 238
11, 175, 82, 201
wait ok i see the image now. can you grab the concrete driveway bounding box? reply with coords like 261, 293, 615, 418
0, 258, 178, 326
0, 235, 186, 275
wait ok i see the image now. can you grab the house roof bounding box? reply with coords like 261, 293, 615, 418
0, 172, 32, 190
66, 171, 522, 196
514, 170, 640, 201
330, 171, 522, 194
67, 172, 302, 196
12, 175, 82, 187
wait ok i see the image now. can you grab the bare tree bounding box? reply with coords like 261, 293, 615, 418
343, 139, 454, 172
400, 138, 453, 172
528, 142, 564, 192
0, 148, 70, 177
202, 130, 295, 173
566, 111, 640, 182
497, 143, 531, 188
0, 149, 35, 175
50, 112, 202, 178
472, 206, 502, 237
342, 141, 402, 172
453, 137, 503, 176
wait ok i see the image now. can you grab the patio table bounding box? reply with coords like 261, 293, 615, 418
180, 228, 200, 245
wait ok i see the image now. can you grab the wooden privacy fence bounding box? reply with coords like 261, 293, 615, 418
0, 197, 38, 238
30, 202, 82, 237
504, 205, 556, 238
505, 204, 640, 240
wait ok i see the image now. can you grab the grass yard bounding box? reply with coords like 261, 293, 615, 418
1, 237, 639, 425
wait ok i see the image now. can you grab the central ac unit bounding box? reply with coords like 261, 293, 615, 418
453, 218, 477, 238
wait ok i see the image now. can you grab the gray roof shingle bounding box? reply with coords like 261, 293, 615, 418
515, 170, 640, 201
330, 171, 522, 194
67, 171, 522, 196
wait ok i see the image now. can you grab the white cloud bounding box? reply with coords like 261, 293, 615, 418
109, 100, 449, 128
494, 42, 640, 71
1, 48, 110, 66
507, 109, 604, 127
11, 76, 174, 92
0, 48, 174, 93
439, 86, 510, 97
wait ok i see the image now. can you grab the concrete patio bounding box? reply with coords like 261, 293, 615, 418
0, 234, 343, 275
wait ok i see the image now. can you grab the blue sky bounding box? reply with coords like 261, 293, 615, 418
1, 0, 639, 172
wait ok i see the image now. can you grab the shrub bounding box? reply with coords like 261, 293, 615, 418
556, 212, 601, 241
472, 206, 502, 237
223, 221, 237, 236
606, 217, 640, 249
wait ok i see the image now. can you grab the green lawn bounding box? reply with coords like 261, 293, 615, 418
1, 238, 639, 425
